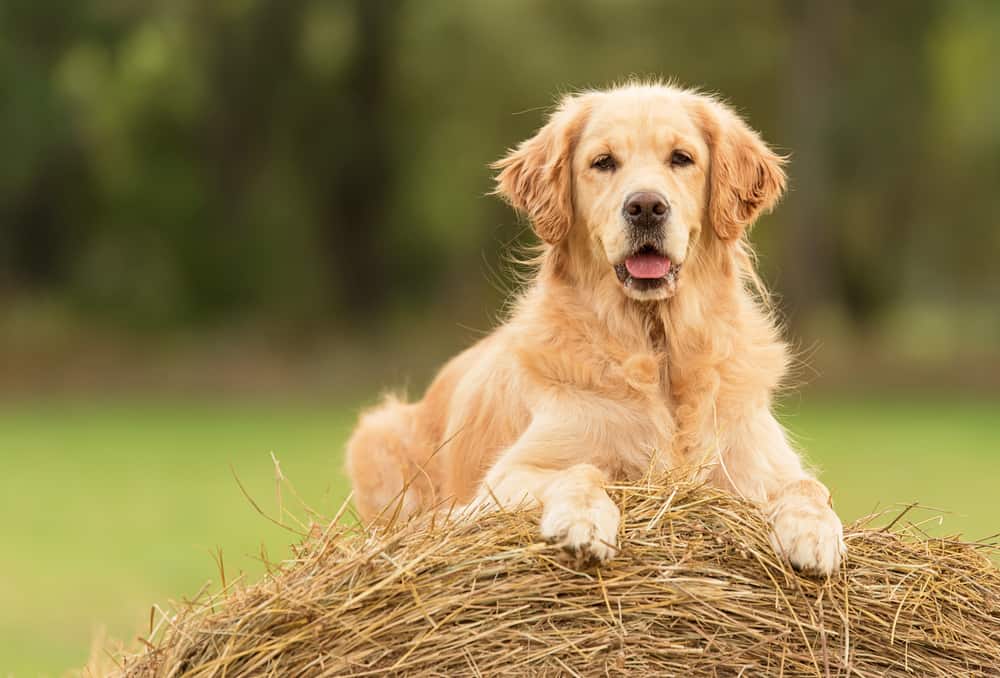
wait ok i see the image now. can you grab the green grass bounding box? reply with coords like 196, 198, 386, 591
0, 394, 997, 676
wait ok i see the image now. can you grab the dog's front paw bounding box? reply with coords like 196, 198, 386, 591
540, 491, 620, 566
768, 485, 846, 577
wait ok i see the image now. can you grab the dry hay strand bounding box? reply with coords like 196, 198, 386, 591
119, 477, 999, 677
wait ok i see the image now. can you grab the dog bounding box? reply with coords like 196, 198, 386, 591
346, 81, 845, 576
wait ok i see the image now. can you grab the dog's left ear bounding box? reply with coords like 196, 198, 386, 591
491, 93, 592, 244
696, 99, 787, 241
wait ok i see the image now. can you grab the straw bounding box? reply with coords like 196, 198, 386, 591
117, 475, 999, 677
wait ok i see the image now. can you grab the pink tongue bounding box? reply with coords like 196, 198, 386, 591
625, 253, 671, 279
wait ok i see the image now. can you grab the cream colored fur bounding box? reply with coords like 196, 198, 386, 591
346, 82, 845, 575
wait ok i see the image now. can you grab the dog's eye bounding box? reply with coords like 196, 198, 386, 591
670, 150, 694, 167
591, 154, 617, 172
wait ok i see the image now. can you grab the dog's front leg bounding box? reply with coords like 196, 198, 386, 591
714, 408, 846, 576
468, 413, 620, 565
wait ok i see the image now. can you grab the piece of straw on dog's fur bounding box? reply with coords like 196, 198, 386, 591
116, 476, 998, 677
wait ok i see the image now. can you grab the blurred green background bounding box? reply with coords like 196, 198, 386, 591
1, 1, 998, 675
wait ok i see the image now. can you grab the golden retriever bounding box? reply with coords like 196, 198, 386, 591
346, 82, 845, 575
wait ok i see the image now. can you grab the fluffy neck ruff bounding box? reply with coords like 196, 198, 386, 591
537, 229, 748, 351
528, 231, 785, 458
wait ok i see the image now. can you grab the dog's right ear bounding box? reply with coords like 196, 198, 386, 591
491, 94, 591, 244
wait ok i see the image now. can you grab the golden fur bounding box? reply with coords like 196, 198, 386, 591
347, 82, 845, 575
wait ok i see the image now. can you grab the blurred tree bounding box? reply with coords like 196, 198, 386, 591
779, 0, 941, 331
307, 0, 403, 322
0, 0, 92, 291
778, 0, 839, 324
0, 0, 996, 344
195, 0, 309, 316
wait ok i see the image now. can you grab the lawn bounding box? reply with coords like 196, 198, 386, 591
0, 394, 997, 676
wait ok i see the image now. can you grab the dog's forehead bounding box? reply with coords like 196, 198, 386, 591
582, 89, 703, 150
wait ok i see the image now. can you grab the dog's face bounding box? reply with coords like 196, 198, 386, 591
573, 90, 710, 300
494, 84, 786, 302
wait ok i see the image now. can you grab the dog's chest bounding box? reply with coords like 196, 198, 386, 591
601, 352, 680, 480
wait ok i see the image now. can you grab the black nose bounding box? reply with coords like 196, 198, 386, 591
623, 192, 670, 229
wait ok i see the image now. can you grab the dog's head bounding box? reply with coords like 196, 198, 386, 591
494, 83, 786, 301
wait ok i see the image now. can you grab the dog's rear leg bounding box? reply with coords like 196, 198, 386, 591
345, 395, 429, 523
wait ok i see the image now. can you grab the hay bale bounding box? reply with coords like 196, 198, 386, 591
121, 478, 999, 677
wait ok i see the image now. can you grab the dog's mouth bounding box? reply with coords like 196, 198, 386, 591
613, 245, 680, 294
